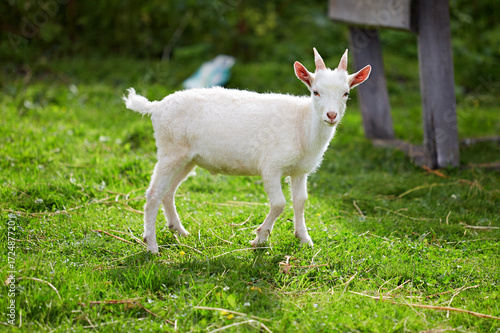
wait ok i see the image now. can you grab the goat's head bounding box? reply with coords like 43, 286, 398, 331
294, 48, 371, 127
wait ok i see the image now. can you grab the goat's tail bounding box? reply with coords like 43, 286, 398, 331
123, 88, 156, 114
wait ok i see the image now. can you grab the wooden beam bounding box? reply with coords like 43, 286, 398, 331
462, 162, 500, 170
461, 136, 500, 146
417, 0, 460, 168
372, 139, 426, 166
329, 0, 415, 32
349, 27, 395, 140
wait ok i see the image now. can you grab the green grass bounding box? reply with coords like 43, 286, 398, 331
1, 57, 499, 332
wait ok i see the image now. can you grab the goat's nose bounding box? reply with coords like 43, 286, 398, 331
327, 111, 337, 121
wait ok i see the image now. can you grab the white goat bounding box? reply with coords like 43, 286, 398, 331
123, 48, 371, 253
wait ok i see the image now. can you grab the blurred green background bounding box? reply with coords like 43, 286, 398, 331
2, 0, 499, 92
2, 0, 499, 147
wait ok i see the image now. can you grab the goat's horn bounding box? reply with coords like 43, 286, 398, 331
338, 49, 348, 71
313, 48, 326, 71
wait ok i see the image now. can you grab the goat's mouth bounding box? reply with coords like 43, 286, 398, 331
324, 120, 337, 126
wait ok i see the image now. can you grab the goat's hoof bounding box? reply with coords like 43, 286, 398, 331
178, 228, 189, 237
143, 235, 159, 253
296, 234, 314, 247
169, 224, 189, 237
250, 237, 268, 248
302, 239, 314, 247
304, 239, 314, 247
147, 243, 159, 253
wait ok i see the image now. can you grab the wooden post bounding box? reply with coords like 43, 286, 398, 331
417, 0, 460, 168
349, 27, 395, 140
329, 0, 460, 169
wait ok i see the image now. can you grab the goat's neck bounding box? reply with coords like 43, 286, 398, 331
306, 103, 336, 152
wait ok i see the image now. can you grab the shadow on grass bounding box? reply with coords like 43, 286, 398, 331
103, 248, 292, 321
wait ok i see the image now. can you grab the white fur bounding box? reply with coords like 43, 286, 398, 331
123, 48, 371, 253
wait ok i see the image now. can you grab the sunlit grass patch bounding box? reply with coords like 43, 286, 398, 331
0, 59, 499, 332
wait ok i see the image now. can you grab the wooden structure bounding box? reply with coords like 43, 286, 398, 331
329, 0, 459, 169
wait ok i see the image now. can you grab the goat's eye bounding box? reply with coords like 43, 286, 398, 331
313, 91, 320, 97
343, 92, 349, 98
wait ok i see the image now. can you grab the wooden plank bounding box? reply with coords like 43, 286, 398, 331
417, 0, 460, 168
461, 136, 500, 146
372, 139, 426, 166
349, 27, 395, 140
462, 162, 500, 170
329, 0, 414, 31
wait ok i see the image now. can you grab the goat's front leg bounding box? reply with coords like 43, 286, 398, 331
291, 174, 313, 246
251, 174, 286, 247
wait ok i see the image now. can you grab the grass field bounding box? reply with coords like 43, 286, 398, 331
1, 56, 499, 332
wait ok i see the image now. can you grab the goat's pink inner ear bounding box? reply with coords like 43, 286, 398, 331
294, 61, 313, 88
349, 65, 371, 88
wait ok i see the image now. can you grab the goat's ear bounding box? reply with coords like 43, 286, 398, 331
348, 65, 371, 88
313, 47, 326, 71
294, 61, 314, 88
338, 49, 348, 71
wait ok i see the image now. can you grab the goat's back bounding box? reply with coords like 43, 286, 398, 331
151, 87, 313, 175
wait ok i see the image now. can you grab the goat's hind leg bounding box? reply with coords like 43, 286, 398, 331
143, 156, 190, 253
161, 162, 195, 236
